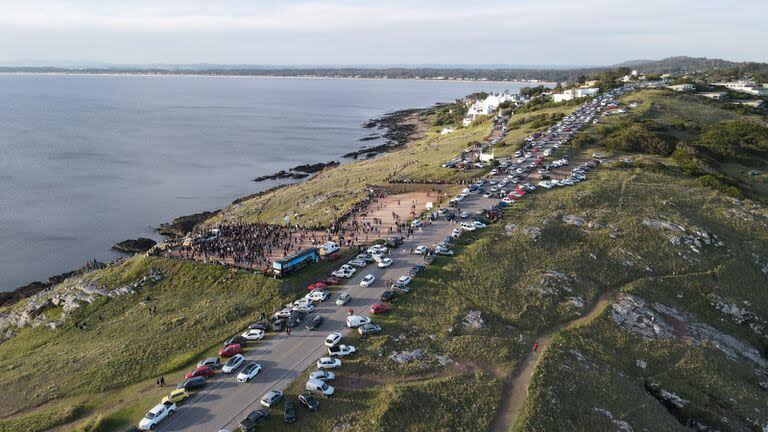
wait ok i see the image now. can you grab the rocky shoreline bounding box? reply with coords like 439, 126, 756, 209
1, 106, 424, 306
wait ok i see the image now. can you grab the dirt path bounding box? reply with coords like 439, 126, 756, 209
491, 291, 615, 432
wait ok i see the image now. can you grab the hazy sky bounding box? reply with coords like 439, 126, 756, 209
1, 0, 766, 66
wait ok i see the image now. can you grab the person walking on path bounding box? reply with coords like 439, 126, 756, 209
159, 376, 165, 387
533, 342, 539, 352
286, 328, 292, 336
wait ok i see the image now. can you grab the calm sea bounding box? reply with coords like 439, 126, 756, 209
0, 74, 522, 291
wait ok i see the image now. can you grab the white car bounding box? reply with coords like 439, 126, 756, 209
241, 329, 265, 341
451, 228, 462, 238
414, 245, 429, 255
367, 245, 388, 255
335, 292, 351, 305
396, 276, 412, 286
472, 221, 487, 229
139, 402, 176, 430
377, 258, 393, 268
222, 354, 245, 373
346, 315, 371, 328
316, 357, 342, 369
410, 220, 423, 228
347, 259, 367, 268
236, 362, 262, 382
306, 290, 329, 302
360, 274, 376, 287
460, 211, 470, 218
332, 265, 356, 278
328, 344, 357, 357
460, 222, 476, 231
324, 332, 343, 347
309, 370, 335, 381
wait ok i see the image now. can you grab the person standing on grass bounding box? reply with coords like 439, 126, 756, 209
159, 376, 165, 387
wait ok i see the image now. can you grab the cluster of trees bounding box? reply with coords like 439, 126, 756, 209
430, 101, 466, 126
698, 121, 768, 159
602, 121, 677, 155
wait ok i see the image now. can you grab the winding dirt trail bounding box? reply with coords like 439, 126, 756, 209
491, 291, 615, 432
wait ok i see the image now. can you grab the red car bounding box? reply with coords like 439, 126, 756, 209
307, 282, 328, 292
370, 303, 390, 314
185, 365, 215, 379
326, 253, 340, 261
323, 277, 341, 286
219, 344, 243, 357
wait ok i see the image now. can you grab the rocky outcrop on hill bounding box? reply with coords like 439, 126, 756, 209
0, 261, 107, 308
253, 161, 339, 182
0, 268, 164, 343
157, 211, 219, 237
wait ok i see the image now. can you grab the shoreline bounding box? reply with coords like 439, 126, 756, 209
0, 71, 554, 86
0, 106, 428, 301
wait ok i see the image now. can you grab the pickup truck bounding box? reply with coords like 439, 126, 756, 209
139, 401, 176, 430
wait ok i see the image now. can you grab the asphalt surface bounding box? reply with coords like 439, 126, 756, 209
158, 192, 497, 432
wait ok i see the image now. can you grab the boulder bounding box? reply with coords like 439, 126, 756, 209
112, 238, 157, 254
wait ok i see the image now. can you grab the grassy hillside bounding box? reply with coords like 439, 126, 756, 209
0, 256, 288, 431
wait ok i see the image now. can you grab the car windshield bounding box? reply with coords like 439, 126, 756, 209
145, 412, 156, 420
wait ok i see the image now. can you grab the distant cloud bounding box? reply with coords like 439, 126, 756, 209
0, 0, 765, 65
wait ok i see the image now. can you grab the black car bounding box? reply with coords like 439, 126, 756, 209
286, 311, 305, 328
272, 318, 286, 332
380, 290, 396, 302
177, 376, 206, 391
445, 212, 456, 221
283, 401, 297, 423
248, 320, 270, 331
239, 409, 269, 432
409, 265, 425, 277
225, 335, 249, 347
298, 393, 319, 411
385, 236, 404, 248
305, 315, 325, 331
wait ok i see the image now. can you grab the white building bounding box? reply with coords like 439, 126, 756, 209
698, 91, 728, 100
667, 84, 696, 92
712, 81, 767, 96
552, 88, 600, 103
462, 92, 518, 126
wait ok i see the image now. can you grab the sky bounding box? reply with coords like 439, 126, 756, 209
0, 0, 766, 67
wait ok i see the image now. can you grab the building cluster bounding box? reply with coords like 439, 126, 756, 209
462, 92, 519, 126
666, 79, 766, 108
552, 87, 600, 103
712, 80, 767, 96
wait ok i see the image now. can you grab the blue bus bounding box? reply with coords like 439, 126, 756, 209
272, 248, 319, 277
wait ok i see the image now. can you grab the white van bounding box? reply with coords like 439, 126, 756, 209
306, 378, 335, 396
345, 315, 371, 328
320, 242, 340, 255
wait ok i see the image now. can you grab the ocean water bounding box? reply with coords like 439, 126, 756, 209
0, 74, 522, 291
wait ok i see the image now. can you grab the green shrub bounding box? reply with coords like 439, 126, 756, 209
698, 120, 768, 159
603, 123, 676, 155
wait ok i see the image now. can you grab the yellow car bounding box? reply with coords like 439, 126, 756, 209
162, 388, 190, 404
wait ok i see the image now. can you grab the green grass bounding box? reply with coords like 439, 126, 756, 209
0, 256, 290, 431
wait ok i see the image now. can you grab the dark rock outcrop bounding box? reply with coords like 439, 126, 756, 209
112, 238, 157, 254
157, 211, 219, 237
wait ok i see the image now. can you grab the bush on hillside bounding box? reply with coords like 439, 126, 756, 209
603, 122, 677, 155
698, 121, 768, 159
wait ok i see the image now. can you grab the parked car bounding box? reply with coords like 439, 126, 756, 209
219, 344, 243, 357
377, 258, 393, 268
162, 388, 190, 405
185, 365, 215, 379
224, 335, 249, 347
307, 282, 327, 292
139, 402, 176, 431
309, 370, 335, 381
335, 292, 351, 305
325, 332, 342, 347
305, 378, 335, 396
472, 220, 487, 229
460, 222, 476, 231
222, 354, 245, 374
261, 390, 284, 408
328, 344, 356, 357
370, 303, 390, 314
347, 258, 367, 268
435, 246, 454, 256
176, 376, 206, 391
414, 245, 429, 255
248, 320, 269, 331
307, 290, 329, 302
197, 357, 221, 369
283, 401, 297, 424
410, 220, 423, 227
395, 276, 412, 287
298, 393, 319, 411
271, 319, 286, 332
286, 311, 305, 328
241, 329, 265, 341
236, 362, 262, 383
346, 315, 371, 328
380, 290, 397, 302
238, 410, 269, 432
316, 357, 342, 369
292, 302, 315, 313
305, 315, 325, 331
360, 274, 376, 287
358, 323, 382, 336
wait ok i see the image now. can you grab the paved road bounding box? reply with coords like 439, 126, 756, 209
158, 193, 496, 432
